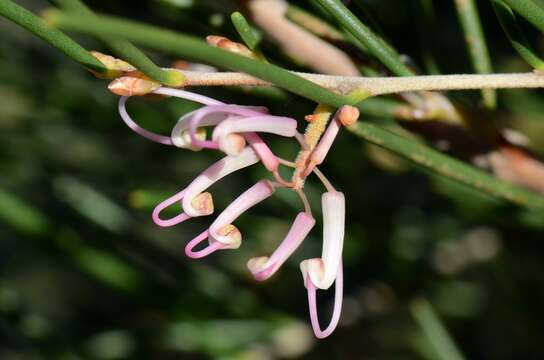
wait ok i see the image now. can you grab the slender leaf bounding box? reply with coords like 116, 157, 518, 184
454, 0, 496, 108
312, 0, 414, 76
501, 0, 544, 34
492, 0, 544, 70
230, 11, 261, 51
411, 299, 466, 360
0, 0, 106, 73
349, 122, 544, 211
54, 0, 183, 86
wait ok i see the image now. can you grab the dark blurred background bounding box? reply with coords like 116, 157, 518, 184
2, 0, 544, 359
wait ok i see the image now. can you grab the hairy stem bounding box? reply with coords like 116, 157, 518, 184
175, 70, 544, 95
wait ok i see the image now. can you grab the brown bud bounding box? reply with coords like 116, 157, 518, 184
336, 105, 359, 126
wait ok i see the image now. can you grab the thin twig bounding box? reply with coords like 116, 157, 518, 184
175, 70, 544, 96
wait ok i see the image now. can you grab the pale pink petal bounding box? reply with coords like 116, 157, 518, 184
209, 180, 275, 246
182, 147, 259, 217
185, 229, 228, 259
119, 96, 174, 145
306, 262, 343, 339
248, 212, 315, 281
212, 115, 297, 155
300, 192, 345, 290
244, 133, 280, 172
153, 87, 224, 106
152, 189, 192, 227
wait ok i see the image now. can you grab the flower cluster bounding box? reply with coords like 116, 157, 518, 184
117, 83, 358, 339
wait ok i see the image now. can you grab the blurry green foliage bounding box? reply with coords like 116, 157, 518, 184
1, 1, 544, 359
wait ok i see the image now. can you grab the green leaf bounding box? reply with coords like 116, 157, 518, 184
53, 0, 183, 86
492, 0, 544, 70
411, 298, 466, 360
312, 0, 414, 76
230, 11, 261, 51
454, 0, 496, 108
0, 0, 106, 73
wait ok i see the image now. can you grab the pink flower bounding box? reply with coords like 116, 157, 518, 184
248, 212, 316, 281
300, 191, 345, 339
186, 179, 275, 258
116, 86, 359, 338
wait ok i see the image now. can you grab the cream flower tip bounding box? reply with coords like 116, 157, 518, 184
337, 105, 360, 126
218, 133, 247, 156
213, 224, 242, 248
247, 256, 269, 274
190, 192, 214, 216
300, 258, 325, 288
171, 128, 207, 150
182, 148, 259, 217
209, 180, 275, 245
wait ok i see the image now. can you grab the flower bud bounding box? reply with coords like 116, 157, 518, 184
108, 76, 161, 96
206, 35, 257, 59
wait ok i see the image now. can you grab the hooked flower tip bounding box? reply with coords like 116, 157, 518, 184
215, 224, 242, 248
247, 256, 273, 280
218, 133, 247, 156
171, 128, 207, 151
190, 192, 214, 216
300, 258, 325, 288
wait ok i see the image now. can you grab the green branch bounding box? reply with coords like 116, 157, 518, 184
0, 0, 106, 73
312, 0, 414, 76
44, 9, 544, 211
454, 0, 496, 109
53, 0, 183, 86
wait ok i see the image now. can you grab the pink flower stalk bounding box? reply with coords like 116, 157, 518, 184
115, 86, 358, 339
152, 147, 259, 227
247, 212, 316, 281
